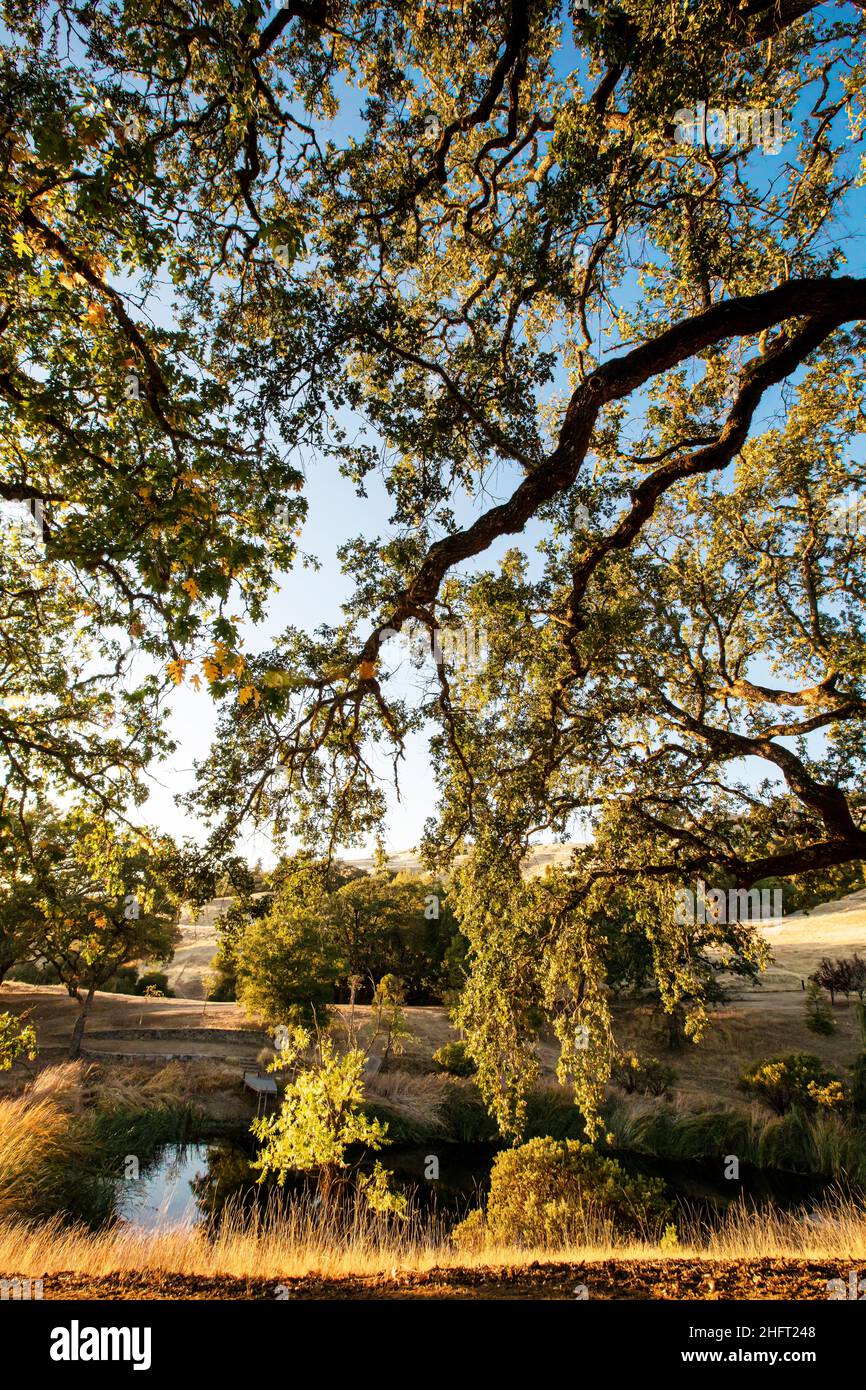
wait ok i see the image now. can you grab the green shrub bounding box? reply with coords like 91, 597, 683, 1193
133, 970, 174, 997
432, 1040, 477, 1077
102, 965, 139, 994
739, 1053, 846, 1116
611, 1053, 678, 1098
452, 1137, 673, 1249
804, 981, 835, 1036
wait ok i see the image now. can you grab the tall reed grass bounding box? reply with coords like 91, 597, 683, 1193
603, 1094, 866, 1183
1, 1188, 864, 1282
0, 1063, 96, 1221
0, 1062, 200, 1226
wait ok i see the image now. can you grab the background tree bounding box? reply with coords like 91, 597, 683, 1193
804, 980, 835, 1036
233, 855, 463, 1021
24, 808, 181, 1056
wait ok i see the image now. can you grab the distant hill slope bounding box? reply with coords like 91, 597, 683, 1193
757, 887, 866, 986
343, 841, 587, 876
165, 851, 866, 1001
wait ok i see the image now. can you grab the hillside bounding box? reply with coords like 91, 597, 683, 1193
165, 854, 866, 1003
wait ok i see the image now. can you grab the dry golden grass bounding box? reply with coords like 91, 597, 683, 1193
0, 1063, 92, 1221
365, 1070, 448, 1131
0, 1194, 864, 1281
606, 998, 864, 1109
93, 1059, 241, 1109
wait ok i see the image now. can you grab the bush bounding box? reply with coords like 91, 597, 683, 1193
432, 1040, 477, 1077
452, 1137, 673, 1250
133, 971, 174, 998
739, 1053, 846, 1116
804, 981, 835, 1035
101, 966, 139, 994
611, 1053, 678, 1098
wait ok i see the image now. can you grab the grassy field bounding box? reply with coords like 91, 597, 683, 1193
1, 1194, 865, 1298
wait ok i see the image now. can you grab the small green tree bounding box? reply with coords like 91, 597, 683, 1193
371, 973, 411, 1068
805, 980, 835, 1036
0, 1012, 37, 1071
251, 1026, 406, 1216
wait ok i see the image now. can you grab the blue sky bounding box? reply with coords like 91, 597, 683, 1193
129, 2, 866, 864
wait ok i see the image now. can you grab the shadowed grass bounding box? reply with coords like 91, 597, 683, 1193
603, 1094, 866, 1182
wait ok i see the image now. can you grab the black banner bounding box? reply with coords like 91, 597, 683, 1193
0, 1295, 856, 1378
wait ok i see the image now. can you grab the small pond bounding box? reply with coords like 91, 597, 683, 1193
115, 1138, 833, 1232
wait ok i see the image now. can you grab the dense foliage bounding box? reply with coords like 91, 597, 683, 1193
739, 1052, 846, 1115
226, 854, 464, 1019
452, 1135, 673, 1248
3, 1, 866, 1131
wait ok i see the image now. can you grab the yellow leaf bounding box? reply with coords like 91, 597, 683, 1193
238, 685, 260, 707
181, 577, 201, 601
167, 658, 187, 685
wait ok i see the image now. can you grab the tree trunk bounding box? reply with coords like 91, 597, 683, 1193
666, 1001, 687, 1052
316, 1165, 340, 1222
68, 985, 95, 1060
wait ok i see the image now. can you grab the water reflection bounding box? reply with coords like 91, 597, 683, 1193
116, 1139, 832, 1232
117, 1143, 217, 1229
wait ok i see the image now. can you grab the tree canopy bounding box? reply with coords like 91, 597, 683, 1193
3, 0, 866, 1129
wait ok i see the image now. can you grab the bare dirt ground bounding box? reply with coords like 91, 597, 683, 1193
0, 980, 254, 1041
30, 1256, 859, 1300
